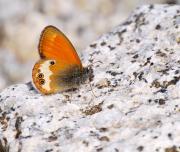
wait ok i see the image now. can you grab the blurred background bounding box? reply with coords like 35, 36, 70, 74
0, 0, 179, 90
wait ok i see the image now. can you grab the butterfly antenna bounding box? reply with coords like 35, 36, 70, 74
87, 61, 102, 69
89, 81, 97, 98
86, 59, 101, 98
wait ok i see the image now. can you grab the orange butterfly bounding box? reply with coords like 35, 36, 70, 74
32, 25, 93, 95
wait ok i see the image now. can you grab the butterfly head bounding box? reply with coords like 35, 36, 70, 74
82, 66, 94, 82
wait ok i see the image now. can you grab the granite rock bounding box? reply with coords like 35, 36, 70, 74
0, 5, 180, 152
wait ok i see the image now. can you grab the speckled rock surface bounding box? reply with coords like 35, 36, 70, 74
0, 5, 180, 152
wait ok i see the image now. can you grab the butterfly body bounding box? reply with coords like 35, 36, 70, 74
32, 26, 92, 95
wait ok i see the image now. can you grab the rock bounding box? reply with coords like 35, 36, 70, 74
0, 4, 180, 152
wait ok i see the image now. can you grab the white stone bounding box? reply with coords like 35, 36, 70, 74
0, 4, 180, 152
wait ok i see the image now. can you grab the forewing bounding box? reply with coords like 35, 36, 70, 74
39, 25, 82, 67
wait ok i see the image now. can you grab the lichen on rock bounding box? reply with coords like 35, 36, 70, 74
0, 4, 180, 152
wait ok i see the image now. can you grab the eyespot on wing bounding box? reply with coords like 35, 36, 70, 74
32, 59, 60, 94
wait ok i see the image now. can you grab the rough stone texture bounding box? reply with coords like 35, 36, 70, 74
0, 4, 180, 152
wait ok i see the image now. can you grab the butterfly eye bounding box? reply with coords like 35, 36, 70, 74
39, 79, 45, 85
38, 73, 44, 79
50, 61, 55, 65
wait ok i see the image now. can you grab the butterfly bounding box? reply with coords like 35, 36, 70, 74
32, 25, 93, 95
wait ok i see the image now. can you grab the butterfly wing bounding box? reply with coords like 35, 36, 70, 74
38, 25, 82, 67
32, 59, 85, 94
